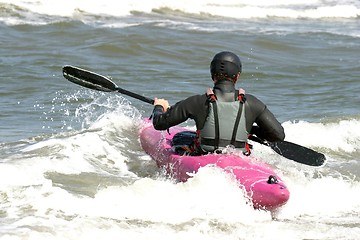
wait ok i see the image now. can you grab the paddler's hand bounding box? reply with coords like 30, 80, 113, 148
154, 98, 169, 112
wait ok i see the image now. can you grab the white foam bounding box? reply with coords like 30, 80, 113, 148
1, 0, 359, 22
282, 118, 360, 153
280, 172, 360, 220
87, 167, 266, 223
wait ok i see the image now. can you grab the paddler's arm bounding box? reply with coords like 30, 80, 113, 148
150, 98, 168, 129
246, 94, 285, 142
252, 107, 285, 142
151, 95, 207, 131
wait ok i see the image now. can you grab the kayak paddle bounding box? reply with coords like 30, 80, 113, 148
248, 135, 325, 166
62, 65, 326, 166
63, 65, 154, 104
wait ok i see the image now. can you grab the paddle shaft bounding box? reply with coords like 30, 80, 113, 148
116, 87, 154, 104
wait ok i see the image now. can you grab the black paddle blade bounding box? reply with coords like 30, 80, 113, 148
63, 65, 155, 104
268, 141, 326, 166
63, 65, 118, 92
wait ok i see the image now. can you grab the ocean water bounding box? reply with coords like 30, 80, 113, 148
0, 0, 360, 239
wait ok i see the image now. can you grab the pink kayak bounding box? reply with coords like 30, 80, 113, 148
139, 119, 290, 211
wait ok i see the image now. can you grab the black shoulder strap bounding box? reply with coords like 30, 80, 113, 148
234, 90, 239, 101
212, 101, 220, 149
231, 88, 246, 145
231, 101, 243, 145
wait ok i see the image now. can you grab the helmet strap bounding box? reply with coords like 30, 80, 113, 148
213, 72, 240, 84
233, 73, 240, 84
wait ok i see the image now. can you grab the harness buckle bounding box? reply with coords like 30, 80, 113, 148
206, 88, 217, 102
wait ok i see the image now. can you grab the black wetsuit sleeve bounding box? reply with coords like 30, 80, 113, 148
246, 94, 285, 142
152, 94, 208, 130
253, 107, 285, 141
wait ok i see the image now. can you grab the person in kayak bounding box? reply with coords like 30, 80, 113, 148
151, 51, 285, 155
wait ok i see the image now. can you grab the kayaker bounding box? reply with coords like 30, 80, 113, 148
151, 51, 285, 155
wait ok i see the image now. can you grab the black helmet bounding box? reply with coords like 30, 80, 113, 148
210, 51, 242, 80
